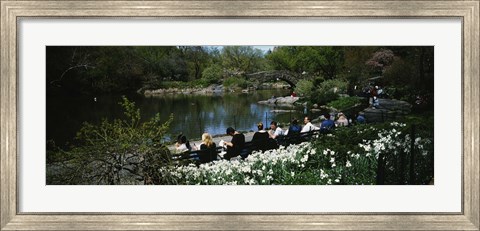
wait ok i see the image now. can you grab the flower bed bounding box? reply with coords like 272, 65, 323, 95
162, 121, 434, 185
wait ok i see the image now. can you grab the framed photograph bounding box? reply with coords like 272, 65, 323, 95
1, 0, 479, 230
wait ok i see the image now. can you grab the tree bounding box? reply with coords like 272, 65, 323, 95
221, 46, 265, 75
266, 46, 345, 80
365, 48, 395, 75
134, 46, 188, 81
342, 46, 378, 94
180, 46, 210, 81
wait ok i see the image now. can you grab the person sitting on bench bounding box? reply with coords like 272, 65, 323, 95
251, 122, 270, 151
301, 116, 320, 133
198, 133, 217, 164
320, 114, 336, 133
223, 127, 245, 160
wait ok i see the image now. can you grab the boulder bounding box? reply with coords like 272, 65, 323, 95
258, 96, 300, 105
377, 98, 412, 113
362, 99, 412, 123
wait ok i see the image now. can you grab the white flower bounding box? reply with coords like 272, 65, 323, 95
291, 172, 295, 177
335, 179, 340, 183
320, 169, 328, 179
346, 161, 352, 168
330, 157, 335, 163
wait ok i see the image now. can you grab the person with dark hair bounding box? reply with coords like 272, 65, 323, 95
223, 127, 245, 160
175, 134, 192, 153
252, 122, 269, 142
320, 114, 335, 133
251, 122, 272, 152
285, 118, 302, 135
198, 133, 217, 164
301, 116, 319, 133
269, 121, 284, 139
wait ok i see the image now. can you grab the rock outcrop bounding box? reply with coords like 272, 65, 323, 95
144, 84, 224, 95
258, 96, 300, 105
362, 98, 412, 123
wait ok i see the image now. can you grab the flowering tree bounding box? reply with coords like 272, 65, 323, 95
365, 49, 395, 74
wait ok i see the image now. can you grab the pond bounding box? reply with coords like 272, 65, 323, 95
47, 89, 315, 147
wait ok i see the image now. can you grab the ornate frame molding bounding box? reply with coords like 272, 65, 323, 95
1, 1, 479, 230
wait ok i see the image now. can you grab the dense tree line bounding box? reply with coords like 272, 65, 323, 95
47, 46, 434, 102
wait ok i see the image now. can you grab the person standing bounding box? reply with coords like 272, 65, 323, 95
223, 127, 245, 160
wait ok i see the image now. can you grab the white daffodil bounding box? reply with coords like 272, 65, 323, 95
346, 160, 352, 168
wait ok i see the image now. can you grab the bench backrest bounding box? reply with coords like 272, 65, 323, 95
172, 130, 321, 163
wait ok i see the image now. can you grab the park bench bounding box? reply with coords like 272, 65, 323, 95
276, 129, 321, 146
171, 130, 322, 164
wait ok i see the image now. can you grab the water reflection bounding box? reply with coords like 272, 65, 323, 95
47, 89, 309, 147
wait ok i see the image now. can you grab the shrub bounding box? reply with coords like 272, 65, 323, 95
202, 64, 223, 85
311, 79, 348, 105
294, 79, 314, 97
46, 96, 174, 185
327, 97, 363, 111
223, 76, 248, 89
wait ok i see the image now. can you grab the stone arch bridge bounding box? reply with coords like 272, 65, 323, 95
246, 70, 304, 89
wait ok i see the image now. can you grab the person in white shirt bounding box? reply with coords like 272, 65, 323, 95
301, 116, 320, 133
268, 121, 284, 139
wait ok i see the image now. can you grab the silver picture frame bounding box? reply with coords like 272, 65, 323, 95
1, 1, 479, 230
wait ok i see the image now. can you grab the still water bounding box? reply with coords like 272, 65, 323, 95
47, 89, 310, 147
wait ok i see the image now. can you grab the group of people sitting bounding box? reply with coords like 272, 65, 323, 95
175, 112, 368, 163
175, 132, 218, 163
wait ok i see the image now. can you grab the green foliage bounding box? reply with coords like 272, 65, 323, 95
326, 97, 363, 111
201, 64, 223, 84
294, 80, 314, 97
294, 121, 433, 185
179, 46, 211, 80
223, 76, 248, 89
165, 120, 434, 185
47, 46, 434, 107
157, 80, 211, 89
267, 46, 345, 79
46, 96, 174, 185
311, 79, 349, 105
221, 46, 265, 75
383, 58, 414, 87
